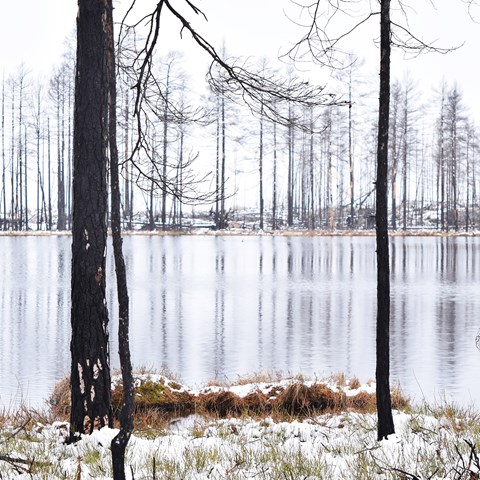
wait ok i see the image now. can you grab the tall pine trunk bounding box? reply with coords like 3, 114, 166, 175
375, 0, 395, 441
70, 0, 112, 438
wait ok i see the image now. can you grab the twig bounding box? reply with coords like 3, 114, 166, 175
0, 416, 31, 445
0, 454, 32, 474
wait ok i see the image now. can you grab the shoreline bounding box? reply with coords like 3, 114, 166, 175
0, 228, 479, 238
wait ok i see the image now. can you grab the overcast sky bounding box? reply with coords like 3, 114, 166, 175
0, 1, 479, 118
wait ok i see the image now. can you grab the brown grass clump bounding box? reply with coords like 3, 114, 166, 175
47, 373, 410, 430
274, 383, 344, 416
199, 391, 243, 417
48, 377, 71, 421
391, 386, 409, 410
346, 391, 376, 412
242, 391, 269, 415
331, 372, 347, 388
348, 376, 361, 390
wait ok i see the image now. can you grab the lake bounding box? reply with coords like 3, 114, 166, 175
0, 234, 479, 408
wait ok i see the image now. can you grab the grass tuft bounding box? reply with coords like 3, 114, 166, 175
47, 371, 410, 431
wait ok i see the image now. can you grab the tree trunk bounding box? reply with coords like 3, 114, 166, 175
105, 1, 134, 478
259, 107, 264, 230
402, 90, 408, 231
123, 88, 131, 229
309, 110, 315, 230
10, 83, 15, 229
70, 0, 113, 438
57, 76, 66, 231
375, 0, 395, 442
348, 71, 355, 229
24, 128, 28, 230
161, 70, 169, 230
215, 98, 220, 228
18, 72, 25, 231
272, 119, 277, 230
1, 75, 5, 230
220, 96, 226, 229
47, 118, 52, 230
287, 104, 294, 227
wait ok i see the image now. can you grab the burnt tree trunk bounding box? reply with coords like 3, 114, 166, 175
375, 0, 395, 441
70, 0, 113, 437
105, 0, 135, 478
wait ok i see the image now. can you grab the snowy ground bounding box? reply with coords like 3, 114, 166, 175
3, 409, 479, 479
2, 377, 480, 479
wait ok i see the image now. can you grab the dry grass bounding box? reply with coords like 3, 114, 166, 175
48, 377, 70, 420
46, 373, 410, 430
348, 376, 361, 390
204, 371, 298, 388
0, 404, 53, 434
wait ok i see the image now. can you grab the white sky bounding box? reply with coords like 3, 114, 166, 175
0, 0, 479, 118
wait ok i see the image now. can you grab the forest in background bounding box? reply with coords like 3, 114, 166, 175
0, 36, 477, 233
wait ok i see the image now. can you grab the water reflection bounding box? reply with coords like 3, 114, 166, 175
1, 234, 480, 407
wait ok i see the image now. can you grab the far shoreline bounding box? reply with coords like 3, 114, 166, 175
0, 228, 479, 238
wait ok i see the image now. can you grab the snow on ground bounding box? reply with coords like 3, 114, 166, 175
4, 408, 478, 479
2, 377, 479, 479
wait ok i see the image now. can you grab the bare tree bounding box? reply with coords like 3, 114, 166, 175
375, 0, 395, 441
389, 81, 401, 230
286, 0, 455, 439
70, 0, 113, 438
1, 74, 5, 230
119, 1, 343, 230
105, 1, 134, 476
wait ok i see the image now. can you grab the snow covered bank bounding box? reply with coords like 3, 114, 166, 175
2, 406, 480, 479
3, 375, 480, 479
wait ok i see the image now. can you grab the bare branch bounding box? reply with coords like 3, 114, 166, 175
119, 0, 347, 208
286, 0, 460, 68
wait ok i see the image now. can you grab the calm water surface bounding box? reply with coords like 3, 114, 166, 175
0, 234, 479, 407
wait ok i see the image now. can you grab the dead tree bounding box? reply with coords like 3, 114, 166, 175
70, 0, 113, 438
105, 2, 134, 477
286, 0, 455, 441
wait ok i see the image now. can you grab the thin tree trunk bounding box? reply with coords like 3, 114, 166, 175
105, 1, 134, 477
10, 84, 15, 229
18, 76, 23, 231
439, 87, 445, 231
220, 96, 226, 228
47, 118, 52, 230
466, 131, 470, 232
348, 72, 355, 229
272, 119, 277, 230
36, 100, 41, 230
309, 108, 315, 230
215, 99, 220, 228
1, 74, 5, 230
287, 104, 294, 226
124, 88, 130, 229
68, 78, 73, 230
24, 128, 28, 230
259, 106, 264, 230
402, 92, 408, 231
161, 72, 169, 229
375, 0, 395, 441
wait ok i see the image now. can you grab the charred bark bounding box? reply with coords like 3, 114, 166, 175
70, 0, 112, 438
105, 0, 135, 477
375, 0, 395, 442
